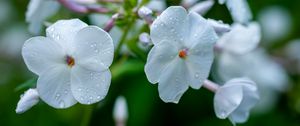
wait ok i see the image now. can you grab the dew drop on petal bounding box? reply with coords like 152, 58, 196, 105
195, 73, 199, 78
59, 100, 65, 108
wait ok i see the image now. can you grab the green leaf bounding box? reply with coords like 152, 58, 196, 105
15, 78, 37, 92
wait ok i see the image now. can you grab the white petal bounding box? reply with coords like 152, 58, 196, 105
71, 66, 111, 104
150, 6, 187, 47
26, 0, 60, 34
214, 84, 243, 119
145, 41, 178, 84
225, 0, 252, 24
228, 78, 259, 123
16, 88, 39, 114
46, 19, 88, 53
146, 0, 166, 12
217, 22, 261, 54
73, 26, 114, 72
189, 0, 215, 15
158, 59, 189, 103
37, 65, 77, 109
207, 18, 231, 36
183, 12, 218, 48
218, 0, 226, 4
22, 36, 65, 75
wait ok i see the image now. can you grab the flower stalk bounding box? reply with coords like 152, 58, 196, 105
203, 79, 220, 93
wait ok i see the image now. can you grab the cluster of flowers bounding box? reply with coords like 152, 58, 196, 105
16, 0, 287, 125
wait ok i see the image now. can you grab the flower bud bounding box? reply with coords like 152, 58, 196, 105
113, 96, 128, 125
16, 88, 39, 114
138, 6, 153, 24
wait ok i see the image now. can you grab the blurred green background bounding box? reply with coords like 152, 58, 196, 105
1, 0, 300, 126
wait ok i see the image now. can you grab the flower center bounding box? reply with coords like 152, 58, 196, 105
66, 55, 75, 67
178, 49, 188, 58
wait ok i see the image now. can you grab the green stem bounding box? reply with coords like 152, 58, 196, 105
114, 17, 135, 60
80, 105, 94, 126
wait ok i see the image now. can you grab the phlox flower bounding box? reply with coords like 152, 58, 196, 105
145, 6, 218, 103
22, 19, 114, 108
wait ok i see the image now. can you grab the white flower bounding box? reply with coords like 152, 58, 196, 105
216, 22, 261, 54
214, 78, 259, 124
189, 0, 215, 15
16, 88, 39, 114
145, 6, 218, 103
219, 0, 252, 24
26, 0, 60, 35
217, 49, 289, 112
258, 6, 292, 43
22, 19, 114, 108
113, 96, 128, 124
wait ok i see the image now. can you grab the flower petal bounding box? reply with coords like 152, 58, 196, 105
225, 0, 252, 24
46, 19, 88, 53
37, 65, 77, 109
22, 36, 65, 75
150, 6, 187, 47
217, 22, 261, 54
229, 78, 259, 123
71, 66, 111, 104
26, 0, 60, 34
145, 41, 178, 84
158, 59, 189, 103
183, 12, 218, 48
73, 26, 114, 72
214, 84, 243, 119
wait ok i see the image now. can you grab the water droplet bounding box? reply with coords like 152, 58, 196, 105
96, 95, 102, 99
87, 101, 91, 104
95, 49, 99, 53
195, 73, 199, 78
59, 100, 65, 108
219, 111, 227, 118
175, 78, 179, 82
89, 96, 93, 100
64, 89, 68, 94
78, 88, 82, 92
55, 93, 60, 100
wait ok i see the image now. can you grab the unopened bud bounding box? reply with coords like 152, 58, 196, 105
138, 6, 153, 24
16, 88, 39, 114
113, 96, 128, 126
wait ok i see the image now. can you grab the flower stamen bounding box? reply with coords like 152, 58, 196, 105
66, 55, 75, 67
178, 49, 188, 58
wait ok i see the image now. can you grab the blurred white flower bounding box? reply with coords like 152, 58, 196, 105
258, 6, 292, 43
26, 0, 60, 35
146, 0, 166, 12
219, 0, 252, 24
22, 19, 114, 108
214, 78, 259, 124
217, 48, 289, 112
145, 6, 218, 103
216, 22, 261, 54
207, 19, 231, 36
285, 39, 300, 60
113, 96, 128, 126
189, 0, 215, 15
0, 0, 14, 24
16, 88, 39, 114
0, 24, 31, 58
74, 0, 97, 4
